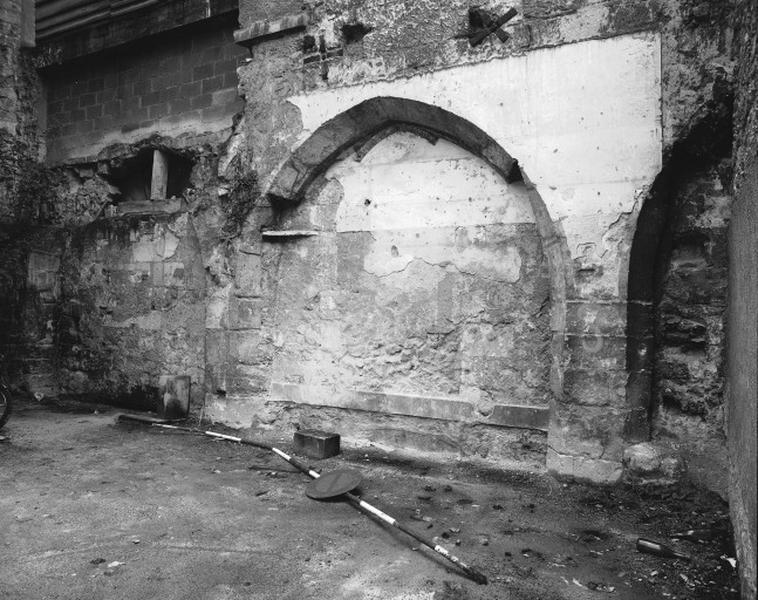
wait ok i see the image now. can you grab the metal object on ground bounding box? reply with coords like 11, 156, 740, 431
117, 413, 176, 425
135, 422, 488, 585
305, 469, 362, 499
636, 538, 691, 561
294, 429, 340, 459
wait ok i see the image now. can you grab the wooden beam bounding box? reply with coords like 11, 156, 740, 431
150, 150, 169, 201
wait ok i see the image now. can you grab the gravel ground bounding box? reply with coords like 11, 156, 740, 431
0, 398, 742, 599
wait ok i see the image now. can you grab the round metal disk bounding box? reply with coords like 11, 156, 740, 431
306, 469, 363, 499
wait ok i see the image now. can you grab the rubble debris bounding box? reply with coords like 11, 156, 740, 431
670, 525, 728, 542
721, 555, 737, 569
587, 581, 616, 593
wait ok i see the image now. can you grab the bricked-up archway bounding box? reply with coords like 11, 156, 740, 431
266, 96, 568, 346
263, 96, 571, 458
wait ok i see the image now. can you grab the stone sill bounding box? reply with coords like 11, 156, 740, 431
261, 230, 320, 240
270, 382, 550, 432
111, 199, 184, 217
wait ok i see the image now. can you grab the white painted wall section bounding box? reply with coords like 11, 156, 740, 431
288, 33, 663, 297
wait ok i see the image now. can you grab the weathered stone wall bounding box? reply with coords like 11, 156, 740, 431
1, 0, 43, 223
652, 159, 732, 491
0, 226, 65, 398
728, 1, 757, 597
248, 132, 551, 462
2, 9, 247, 410
1, 0, 57, 397
0, 0, 22, 134
56, 214, 206, 408
195, 0, 742, 480
1, 0, 746, 492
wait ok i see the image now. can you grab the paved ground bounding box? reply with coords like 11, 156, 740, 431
0, 399, 741, 600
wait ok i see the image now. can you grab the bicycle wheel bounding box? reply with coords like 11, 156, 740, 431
0, 385, 10, 429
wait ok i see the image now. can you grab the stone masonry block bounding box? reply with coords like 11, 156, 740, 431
230, 330, 271, 364
549, 403, 627, 461
235, 253, 262, 297
622, 442, 686, 485
563, 368, 627, 407
566, 333, 626, 370
227, 364, 269, 394
229, 297, 262, 330
547, 449, 623, 484
293, 429, 340, 459
565, 300, 626, 336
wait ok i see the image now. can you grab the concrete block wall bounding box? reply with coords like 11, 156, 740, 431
42, 19, 247, 163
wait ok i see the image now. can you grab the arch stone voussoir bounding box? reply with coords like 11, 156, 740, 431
266, 96, 521, 206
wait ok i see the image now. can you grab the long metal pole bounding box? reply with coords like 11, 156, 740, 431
152, 423, 488, 584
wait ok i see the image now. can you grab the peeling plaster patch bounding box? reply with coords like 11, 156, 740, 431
330, 133, 536, 232
362, 229, 523, 283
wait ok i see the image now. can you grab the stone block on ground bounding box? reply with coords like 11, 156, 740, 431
293, 429, 340, 459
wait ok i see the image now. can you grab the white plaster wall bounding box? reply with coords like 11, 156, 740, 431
287, 33, 663, 298
330, 132, 536, 232
327, 132, 535, 281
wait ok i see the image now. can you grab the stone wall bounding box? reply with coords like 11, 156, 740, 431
728, 1, 757, 597
256, 131, 551, 464
1, 0, 43, 223
0, 226, 65, 398
0, 0, 747, 496
220, 0, 714, 481
1, 9, 245, 410
652, 159, 732, 491
56, 214, 206, 408
186, 0, 741, 481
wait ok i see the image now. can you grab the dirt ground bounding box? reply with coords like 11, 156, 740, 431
0, 398, 741, 600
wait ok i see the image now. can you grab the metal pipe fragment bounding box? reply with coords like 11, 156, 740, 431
142, 421, 488, 584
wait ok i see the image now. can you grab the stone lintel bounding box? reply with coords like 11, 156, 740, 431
234, 13, 309, 47
270, 382, 549, 431
261, 230, 319, 239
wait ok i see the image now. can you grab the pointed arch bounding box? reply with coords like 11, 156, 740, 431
266, 97, 522, 206
265, 95, 570, 400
